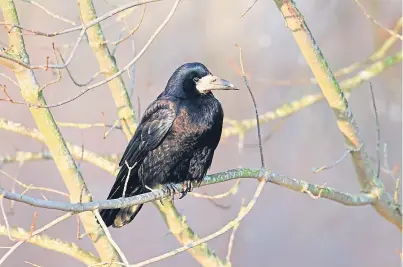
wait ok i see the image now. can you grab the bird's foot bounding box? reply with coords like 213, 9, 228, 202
179, 180, 193, 199
163, 183, 178, 202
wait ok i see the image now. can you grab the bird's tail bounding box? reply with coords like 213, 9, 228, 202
99, 166, 145, 228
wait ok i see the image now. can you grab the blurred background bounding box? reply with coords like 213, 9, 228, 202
0, 0, 402, 266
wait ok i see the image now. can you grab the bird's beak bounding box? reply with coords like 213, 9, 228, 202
196, 74, 239, 94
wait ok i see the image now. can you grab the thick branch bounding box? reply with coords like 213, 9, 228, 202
273, 0, 401, 230
77, 0, 137, 137
0, 168, 375, 212
0, 224, 100, 265
0, 0, 122, 262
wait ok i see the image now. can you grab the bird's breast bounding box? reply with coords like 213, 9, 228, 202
172, 96, 223, 141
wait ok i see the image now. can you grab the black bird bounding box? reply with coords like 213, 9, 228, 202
100, 62, 238, 228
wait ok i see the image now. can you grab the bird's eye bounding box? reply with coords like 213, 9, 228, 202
193, 77, 199, 83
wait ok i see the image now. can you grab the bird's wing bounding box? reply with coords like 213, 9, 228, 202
119, 98, 177, 167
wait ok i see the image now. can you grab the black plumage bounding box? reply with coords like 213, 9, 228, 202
100, 62, 237, 228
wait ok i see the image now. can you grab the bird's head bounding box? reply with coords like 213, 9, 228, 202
163, 62, 238, 99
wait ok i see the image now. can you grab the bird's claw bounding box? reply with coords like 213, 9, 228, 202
163, 183, 177, 202
179, 180, 193, 199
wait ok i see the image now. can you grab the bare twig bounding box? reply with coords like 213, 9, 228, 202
354, 0, 403, 41
240, 0, 258, 18
0, 0, 161, 70
0, 72, 19, 87
0, 196, 13, 241
225, 200, 243, 263
313, 147, 361, 173
0, 169, 69, 197
0, 84, 25, 105
93, 210, 129, 266
37, 0, 180, 109
24, 261, 43, 267
56, 121, 123, 130
0, 212, 74, 265
39, 43, 62, 92
56, 47, 103, 87
369, 82, 380, 179
0, 221, 99, 265
112, 4, 146, 48
104, 119, 122, 139
19, 0, 76, 25
0, 118, 118, 175
189, 179, 240, 200
123, 161, 136, 197
236, 44, 265, 168
28, 211, 38, 237
135, 180, 266, 267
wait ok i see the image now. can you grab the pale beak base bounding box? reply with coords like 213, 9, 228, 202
196, 74, 239, 93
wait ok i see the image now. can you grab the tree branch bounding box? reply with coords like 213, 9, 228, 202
223, 51, 402, 139
77, 0, 137, 137
0, 118, 118, 175
0, 168, 376, 213
272, 0, 401, 230
0, 224, 100, 265
0, 0, 123, 262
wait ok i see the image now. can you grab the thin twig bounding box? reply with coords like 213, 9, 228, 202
134, 180, 266, 267
28, 212, 38, 237
104, 119, 122, 139
226, 200, 243, 263
0, 73, 19, 87
20, 0, 76, 26
235, 44, 265, 168
39, 0, 181, 108
0, 212, 74, 265
123, 161, 136, 197
39, 43, 62, 92
93, 210, 129, 266
240, 0, 258, 18
354, 0, 403, 41
313, 147, 361, 173
1, 0, 161, 70
189, 179, 240, 200
369, 82, 380, 179
56, 48, 103, 87
0, 196, 13, 241
0, 169, 69, 197
112, 4, 147, 48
